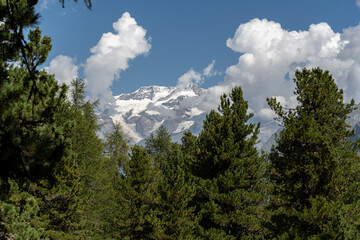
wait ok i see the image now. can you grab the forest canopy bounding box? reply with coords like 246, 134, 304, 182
1, 1, 360, 239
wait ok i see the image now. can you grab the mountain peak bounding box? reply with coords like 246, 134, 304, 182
102, 84, 207, 144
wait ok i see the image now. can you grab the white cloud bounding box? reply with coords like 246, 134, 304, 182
203, 60, 217, 77
84, 12, 151, 102
177, 60, 217, 89
177, 69, 203, 89
45, 55, 78, 86
198, 84, 232, 112
258, 108, 276, 121
199, 18, 360, 122
356, 0, 360, 9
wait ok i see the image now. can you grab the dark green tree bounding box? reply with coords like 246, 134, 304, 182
117, 145, 160, 239
0, 0, 68, 183
60, 78, 126, 239
0, 0, 92, 188
105, 121, 130, 170
100, 121, 130, 239
0, 179, 48, 240
0, 1, 94, 239
146, 125, 172, 170
157, 144, 199, 240
181, 131, 199, 178
266, 68, 360, 239
192, 87, 267, 239
146, 127, 198, 239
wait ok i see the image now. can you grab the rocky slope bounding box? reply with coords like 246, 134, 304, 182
98, 84, 207, 144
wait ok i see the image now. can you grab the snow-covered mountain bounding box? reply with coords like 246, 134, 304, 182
98, 83, 207, 144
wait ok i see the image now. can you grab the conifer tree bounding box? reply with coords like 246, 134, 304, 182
105, 121, 130, 170
117, 145, 160, 239
146, 125, 172, 170
62, 78, 125, 239
192, 87, 267, 239
266, 68, 360, 239
0, 179, 47, 240
0, 1, 94, 238
156, 144, 199, 240
0, 2, 68, 183
146, 127, 198, 239
101, 121, 130, 238
181, 131, 199, 178
0, 4, 83, 237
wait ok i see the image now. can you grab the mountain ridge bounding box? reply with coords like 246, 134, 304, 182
99, 83, 207, 144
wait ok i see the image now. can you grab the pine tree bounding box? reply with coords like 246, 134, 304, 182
181, 131, 199, 178
117, 145, 160, 239
62, 78, 126, 239
102, 121, 130, 239
0, 1, 94, 239
59, 0, 92, 9
193, 87, 267, 239
0, 5, 68, 184
0, 179, 48, 240
146, 127, 198, 239
266, 68, 360, 239
0, 5, 82, 237
157, 144, 199, 240
105, 121, 130, 170
146, 125, 172, 170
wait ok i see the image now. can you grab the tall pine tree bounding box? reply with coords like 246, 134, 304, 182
0, 1, 95, 239
117, 145, 160, 239
266, 68, 360, 239
146, 127, 198, 239
192, 87, 267, 239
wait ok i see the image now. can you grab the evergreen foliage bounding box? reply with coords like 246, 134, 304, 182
192, 87, 267, 239
105, 121, 130, 170
117, 145, 160, 239
0, 1, 95, 239
156, 144, 199, 240
101, 122, 130, 239
146, 127, 198, 239
0, 31, 68, 183
2, 1, 360, 239
146, 125, 172, 156
266, 68, 360, 239
0, 180, 47, 240
145, 125, 172, 171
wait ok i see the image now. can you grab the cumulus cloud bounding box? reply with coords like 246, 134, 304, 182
357, 0, 360, 9
177, 69, 203, 89
199, 18, 360, 122
177, 60, 217, 89
84, 12, 151, 102
45, 55, 78, 86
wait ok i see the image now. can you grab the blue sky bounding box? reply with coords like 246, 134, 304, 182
37, 0, 360, 121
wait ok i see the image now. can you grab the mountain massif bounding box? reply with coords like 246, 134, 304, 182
99, 83, 207, 144
99, 84, 360, 150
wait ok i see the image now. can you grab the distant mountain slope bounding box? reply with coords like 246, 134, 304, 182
99, 84, 206, 144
